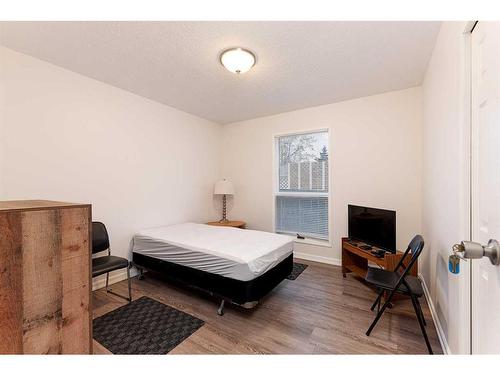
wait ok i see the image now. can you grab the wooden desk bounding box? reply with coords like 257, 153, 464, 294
206, 220, 246, 229
341, 237, 417, 279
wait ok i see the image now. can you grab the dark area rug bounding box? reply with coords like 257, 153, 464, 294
287, 262, 308, 280
93, 296, 204, 354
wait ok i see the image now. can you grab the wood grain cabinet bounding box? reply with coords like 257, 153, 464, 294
341, 237, 418, 278
0, 200, 92, 354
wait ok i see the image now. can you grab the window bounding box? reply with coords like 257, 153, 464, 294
275, 130, 329, 241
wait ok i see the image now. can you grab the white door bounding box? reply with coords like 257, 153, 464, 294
471, 21, 500, 354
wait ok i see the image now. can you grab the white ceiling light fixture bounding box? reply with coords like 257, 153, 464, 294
220, 47, 256, 74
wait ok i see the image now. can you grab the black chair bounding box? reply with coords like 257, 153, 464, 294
92, 221, 132, 302
364, 235, 432, 354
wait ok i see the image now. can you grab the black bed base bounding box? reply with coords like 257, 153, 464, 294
132, 252, 293, 314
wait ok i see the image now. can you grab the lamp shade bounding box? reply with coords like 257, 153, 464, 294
214, 179, 234, 195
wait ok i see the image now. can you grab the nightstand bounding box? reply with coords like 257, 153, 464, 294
206, 220, 246, 229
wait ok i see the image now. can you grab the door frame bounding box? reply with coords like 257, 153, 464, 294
462, 20, 477, 355
430, 19, 478, 356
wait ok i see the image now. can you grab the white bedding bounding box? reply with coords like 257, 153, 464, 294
132, 222, 294, 281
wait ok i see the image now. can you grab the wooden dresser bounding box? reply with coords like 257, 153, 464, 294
0, 200, 92, 354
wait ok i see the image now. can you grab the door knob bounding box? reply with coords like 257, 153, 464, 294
452, 239, 500, 265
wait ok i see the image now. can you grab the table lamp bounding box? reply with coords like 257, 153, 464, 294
214, 179, 234, 222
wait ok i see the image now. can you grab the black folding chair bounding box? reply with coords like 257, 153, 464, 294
364, 235, 432, 354
92, 221, 132, 302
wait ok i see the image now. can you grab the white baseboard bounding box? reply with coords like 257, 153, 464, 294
293, 252, 341, 266
419, 272, 450, 354
92, 267, 138, 291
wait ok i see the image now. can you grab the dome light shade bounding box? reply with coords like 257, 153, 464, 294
220, 48, 256, 74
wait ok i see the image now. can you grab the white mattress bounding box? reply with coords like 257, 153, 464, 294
132, 222, 294, 281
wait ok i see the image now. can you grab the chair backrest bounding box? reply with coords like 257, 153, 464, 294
408, 234, 425, 262
394, 234, 424, 288
394, 234, 425, 274
92, 221, 110, 254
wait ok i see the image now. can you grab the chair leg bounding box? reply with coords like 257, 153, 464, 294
410, 295, 433, 354
127, 265, 132, 302
416, 297, 427, 326
105, 266, 132, 303
366, 289, 396, 336
370, 289, 384, 311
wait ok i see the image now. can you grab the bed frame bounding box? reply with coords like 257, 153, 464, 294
132, 252, 293, 315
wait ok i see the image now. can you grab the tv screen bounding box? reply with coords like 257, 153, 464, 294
348, 205, 396, 252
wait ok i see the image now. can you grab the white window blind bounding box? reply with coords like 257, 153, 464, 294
275, 130, 329, 241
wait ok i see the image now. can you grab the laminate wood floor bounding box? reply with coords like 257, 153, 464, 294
92, 259, 442, 354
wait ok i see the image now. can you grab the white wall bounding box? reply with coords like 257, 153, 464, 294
421, 22, 471, 354
221, 87, 423, 263
0, 46, 223, 286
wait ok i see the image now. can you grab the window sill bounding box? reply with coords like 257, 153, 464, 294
292, 237, 332, 248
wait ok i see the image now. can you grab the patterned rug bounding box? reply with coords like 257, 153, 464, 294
93, 296, 204, 354
287, 262, 308, 280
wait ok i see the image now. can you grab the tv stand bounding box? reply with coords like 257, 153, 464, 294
341, 237, 417, 279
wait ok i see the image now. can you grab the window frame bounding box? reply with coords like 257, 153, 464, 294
272, 128, 332, 247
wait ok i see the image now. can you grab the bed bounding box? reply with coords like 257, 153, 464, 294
131, 222, 294, 315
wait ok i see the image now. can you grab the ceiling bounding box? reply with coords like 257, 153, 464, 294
0, 21, 441, 124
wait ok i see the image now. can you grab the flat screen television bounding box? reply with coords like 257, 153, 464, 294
348, 205, 396, 253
